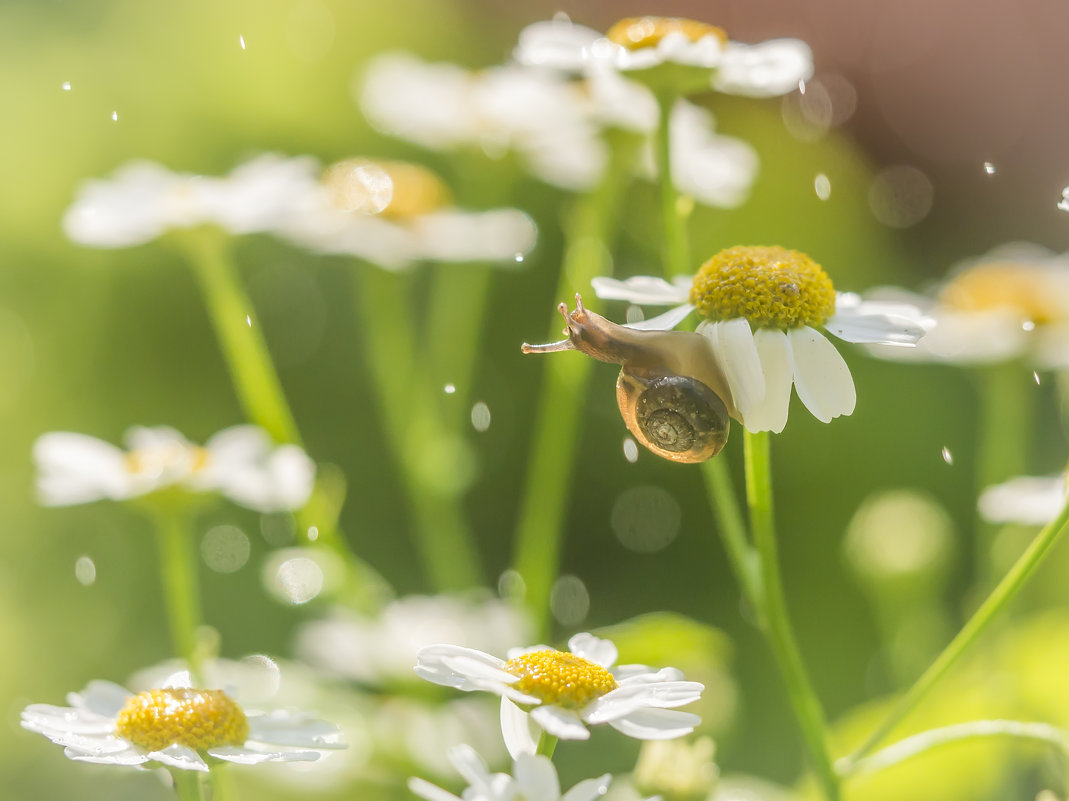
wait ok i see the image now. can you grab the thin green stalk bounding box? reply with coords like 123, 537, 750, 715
511, 136, 636, 636
210, 763, 239, 801
425, 266, 493, 415
170, 766, 205, 800
654, 94, 690, 278
744, 430, 841, 801
841, 720, 1069, 778
700, 459, 762, 611
536, 731, 559, 758
846, 496, 1069, 766
153, 511, 204, 682
354, 267, 482, 590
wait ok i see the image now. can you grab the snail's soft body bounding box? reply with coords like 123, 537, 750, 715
522, 296, 736, 463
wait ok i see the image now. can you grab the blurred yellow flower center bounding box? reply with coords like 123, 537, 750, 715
324, 158, 451, 218
939, 263, 1069, 325
690, 245, 836, 329
606, 17, 726, 50
504, 650, 618, 709
124, 444, 209, 476
115, 689, 249, 753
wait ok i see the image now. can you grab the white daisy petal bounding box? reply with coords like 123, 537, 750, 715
149, 744, 210, 772
21, 704, 116, 736
788, 326, 856, 423
608, 708, 702, 739
583, 681, 704, 723
33, 433, 132, 505
825, 307, 927, 346
591, 276, 691, 305
65, 747, 149, 766
567, 633, 617, 668
979, 475, 1068, 525
71, 681, 133, 717
246, 711, 344, 748
616, 665, 684, 684
702, 318, 765, 418
530, 705, 590, 740
500, 697, 540, 760
743, 328, 794, 433
446, 744, 492, 791
409, 776, 464, 801
514, 754, 562, 801
626, 304, 696, 331
208, 746, 321, 764
562, 774, 612, 801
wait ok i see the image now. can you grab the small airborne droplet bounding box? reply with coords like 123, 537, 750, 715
245, 315, 252, 327
514, 253, 524, 263
471, 401, 491, 432
110, 111, 118, 121
983, 162, 996, 175
61, 81, 71, 91
623, 438, 639, 463
814, 173, 831, 200
1022, 320, 1036, 332
443, 383, 456, 395
239, 34, 247, 50
75, 555, 96, 586
798, 79, 807, 94
941, 446, 953, 466
1034, 371, 1041, 386
1058, 188, 1069, 213
307, 526, 319, 542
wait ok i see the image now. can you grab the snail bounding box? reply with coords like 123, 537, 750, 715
522, 295, 737, 463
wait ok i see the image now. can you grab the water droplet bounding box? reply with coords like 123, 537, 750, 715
61, 81, 71, 91
941, 446, 953, 465
1058, 188, 1069, 213
513, 252, 525, 263
1023, 320, 1036, 332
273, 557, 324, 604
471, 401, 491, 432
814, 173, 832, 200
75, 555, 96, 586
798, 79, 807, 94
307, 525, 319, 542
983, 162, 996, 175
498, 569, 526, 601
239, 34, 247, 50
201, 525, 250, 573
245, 314, 252, 327
443, 383, 456, 395
550, 574, 589, 626
1033, 370, 1041, 386
110, 111, 118, 122
611, 485, 681, 553
623, 438, 639, 463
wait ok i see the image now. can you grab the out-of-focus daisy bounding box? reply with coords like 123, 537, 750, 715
21, 668, 344, 773
63, 154, 320, 248
515, 16, 812, 98
584, 246, 926, 434
410, 743, 611, 801
866, 244, 1069, 367
34, 424, 315, 512
415, 632, 703, 757
279, 157, 537, 269
632, 737, 719, 801
297, 594, 532, 687
979, 472, 1069, 526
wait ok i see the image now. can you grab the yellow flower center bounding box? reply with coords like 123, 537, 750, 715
115, 688, 249, 753
689, 245, 837, 329
939, 262, 1069, 325
123, 444, 210, 476
504, 650, 618, 709
324, 158, 451, 219
605, 17, 726, 51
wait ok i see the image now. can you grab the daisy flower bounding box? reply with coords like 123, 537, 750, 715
410, 744, 612, 801
34, 424, 315, 512
278, 157, 537, 269
296, 594, 533, 687
415, 632, 703, 758
865, 243, 1069, 367
585, 245, 927, 434
21, 669, 344, 773
979, 472, 1069, 526
515, 15, 812, 99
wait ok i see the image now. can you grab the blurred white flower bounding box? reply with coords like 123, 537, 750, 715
63, 155, 320, 248
979, 473, 1069, 526
34, 424, 315, 512
515, 16, 812, 98
297, 594, 533, 686
416, 632, 703, 758
21, 668, 344, 773
410, 744, 611, 801
588, 246, 927, 433
633, 737, 719, 801
866, 243, 1069, 367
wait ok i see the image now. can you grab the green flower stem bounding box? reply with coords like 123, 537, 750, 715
425, 266, 493, 414
700, 459, 762, 611
170, 768, 204, 801
744, 430, 841, 801
153, 511, 205, 682
536, 731, 559, 758
840, 719, 1069, 778
511, 136, 636, 636
209, 763, 238, 801
354, 266, 483, 590
846, 495, 1069, 766
654, 93, 691, 278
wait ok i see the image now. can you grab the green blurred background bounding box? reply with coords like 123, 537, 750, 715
4, 0, 1069, 799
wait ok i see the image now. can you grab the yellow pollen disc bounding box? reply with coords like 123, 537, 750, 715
324, 158, 451, 218
115, 689, 249, 753
690, 245, 837, 329
605, 17, 726, 51
123, 444, 210, 476
939, 262, 1067, 325
504, 650, 618, 709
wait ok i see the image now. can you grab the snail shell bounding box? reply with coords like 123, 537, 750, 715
522, 294, 736, 464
